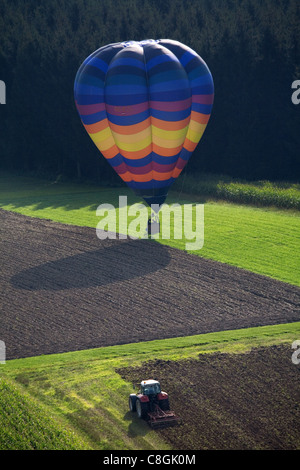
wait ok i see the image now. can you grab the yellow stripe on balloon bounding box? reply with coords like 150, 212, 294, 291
111, 126, 151, 144
89, 125, 112, 145
186, 122, 206, 143
94, 135, 116, 152
151, 125, 188, 141
153, 134, 185, 149
117, 135, 152, 152
189, 119, 207, 133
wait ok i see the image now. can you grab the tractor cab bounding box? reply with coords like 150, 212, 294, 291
140, 379, 161, 396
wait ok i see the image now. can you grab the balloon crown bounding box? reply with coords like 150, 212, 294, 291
121, 39, 160, 47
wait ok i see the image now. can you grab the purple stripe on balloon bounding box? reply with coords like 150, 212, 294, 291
76, 102, 106, 115
192, 94, 214, 105
105, 101, 149, 116
114, 160, 177, 176
150, 97, 192, 112
113, 162, 128, 174
175, 157, 188, 170
153, 162, 176, 173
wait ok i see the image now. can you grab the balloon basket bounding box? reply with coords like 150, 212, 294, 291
147, 217, 160, 238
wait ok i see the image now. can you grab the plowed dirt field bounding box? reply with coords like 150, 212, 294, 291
118, 344, 300, 450
0, 209, 299, 359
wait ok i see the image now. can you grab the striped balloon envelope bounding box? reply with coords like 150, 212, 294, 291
74, 39, 214, 208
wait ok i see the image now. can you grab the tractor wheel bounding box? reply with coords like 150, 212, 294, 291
129, 394, 137, 412
136, 399, 148, 420
160, 398, 170, 411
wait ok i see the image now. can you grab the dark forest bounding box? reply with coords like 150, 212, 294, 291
0, 0, 299, 183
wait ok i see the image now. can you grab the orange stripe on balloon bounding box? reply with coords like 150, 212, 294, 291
119, 144, 152, 160
151, 116, 190, 131
121, 168, 184, 183
120, 171, 164, 183
100, 144, 120, 159
172, 167, 183, 178
84, 119, 109, 134
152, 143, 183, 157
190, 111, 210, 125
109, 118, 151, 135
153, 170, 176, 181
121, 171, 150, 182
183, 138, 197, 152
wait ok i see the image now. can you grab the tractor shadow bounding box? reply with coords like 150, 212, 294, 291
11, 238, 171, 291
123, 411, 151, 437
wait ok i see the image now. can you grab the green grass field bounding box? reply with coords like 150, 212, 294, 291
172, 172, 300, 210
0, 172, 299, 450
1, 323, 299, 450
0, 173, 299, 286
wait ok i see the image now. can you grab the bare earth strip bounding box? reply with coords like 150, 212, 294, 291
118, 344, 300, 450
0, 209, 299, 360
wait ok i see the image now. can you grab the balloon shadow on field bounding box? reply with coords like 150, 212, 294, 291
11, 239, 171, 291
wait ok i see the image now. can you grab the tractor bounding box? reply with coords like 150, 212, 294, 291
129, 379, 180, 429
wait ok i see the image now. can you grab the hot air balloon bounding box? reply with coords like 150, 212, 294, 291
74, 39, 214, 210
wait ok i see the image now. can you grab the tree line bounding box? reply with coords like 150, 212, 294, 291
0, 0, 299, 183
